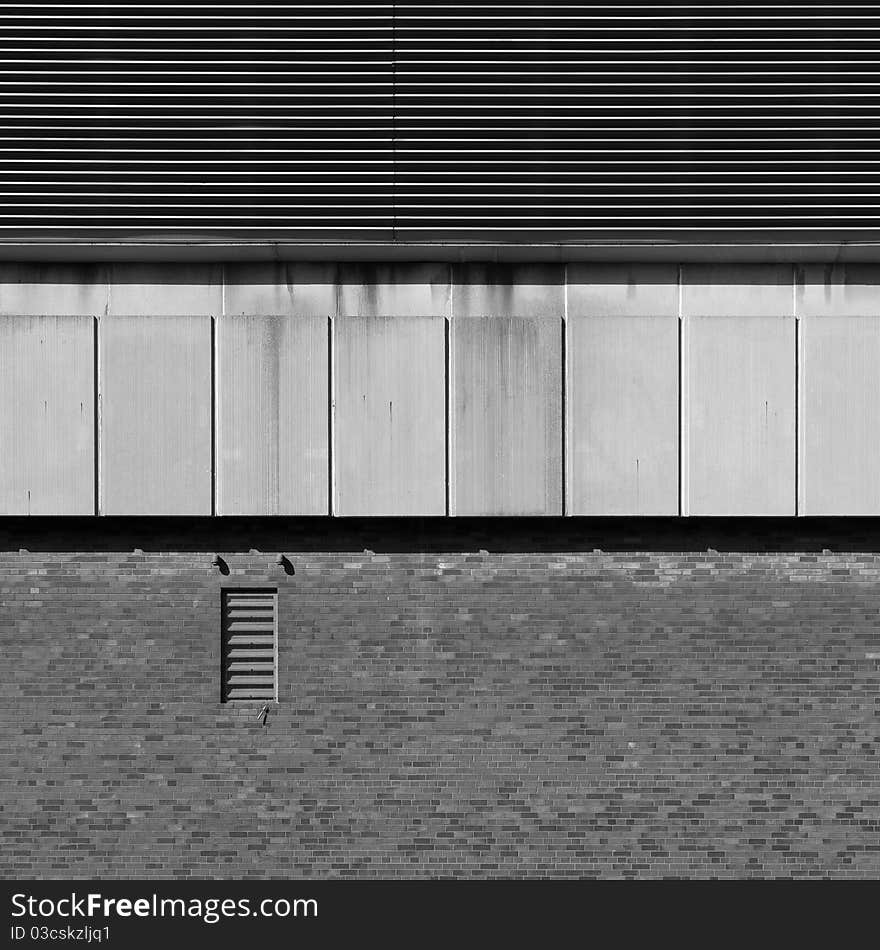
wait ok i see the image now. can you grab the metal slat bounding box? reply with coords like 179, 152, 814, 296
225, 606, 275, 614
224, 636, 275, 648
226, 690, 274, 697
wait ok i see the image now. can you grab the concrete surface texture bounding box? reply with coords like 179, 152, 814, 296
0, 262, 877, 517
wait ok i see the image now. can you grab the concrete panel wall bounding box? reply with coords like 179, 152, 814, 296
686, 315, 795, 515
797, 264, 880, 318
334, 316, 446, 516
453, 264, 565, 318
682, 264, 793, 317
8, 261, 880, 518
0, 315, 95, 514
798, 267, 880, 513
568, 315, 679, 515
100, 315, 212, 515
225, 263, 337, 317
800, 318, 880, 514
568, 265, 679, 515
218, 315, 329, 515
451, 265, 563, 516
338, 263, 451, 318
683, 266, 796, 516
107, 264, 222, 316
568, 264, 679, 318
0, 264, 109, 316
452, 317, 563, 516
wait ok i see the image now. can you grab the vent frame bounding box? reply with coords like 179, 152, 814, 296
220, 586, 278, 704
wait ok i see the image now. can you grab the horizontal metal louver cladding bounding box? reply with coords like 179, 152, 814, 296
0, 2, 394, 241
221, 589, 277, 702
394, 1, 880, 244
7, 3, 880, 244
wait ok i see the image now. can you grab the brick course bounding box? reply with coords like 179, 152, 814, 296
2, 518, 880, 878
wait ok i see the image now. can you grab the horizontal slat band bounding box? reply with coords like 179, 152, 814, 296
4, 4, 880, 243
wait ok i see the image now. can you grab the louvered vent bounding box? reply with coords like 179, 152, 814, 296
221, 588, 278, 702
5, 3, 880, 245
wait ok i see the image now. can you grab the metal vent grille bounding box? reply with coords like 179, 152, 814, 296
4, 3, 880, 245
221, 588, 278, 702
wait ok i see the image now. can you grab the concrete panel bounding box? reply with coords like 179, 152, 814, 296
567, 264, 678, 317
225, 263, 337, 316
683, 265, 794, 316
108, 264, 222, 316
801, 316, 880, 514
335, 316, 446, 516
453, 264, 564, 317
0, 315, 94, 514
568, 315, 678, 515
337, 263, 451, 317
797, 264, 880, 317
453, 317, 562, 515
100, 315, 212, 515
0, 264, 108, 316
686, 314, 795, 516
218, 314, 329, 515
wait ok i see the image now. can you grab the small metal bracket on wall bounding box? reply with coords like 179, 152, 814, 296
257, 704, 271, 726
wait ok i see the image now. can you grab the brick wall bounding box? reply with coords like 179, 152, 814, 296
2, 518, 880, 878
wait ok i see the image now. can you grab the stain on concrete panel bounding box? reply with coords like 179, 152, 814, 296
335, 316, 446, 515
568, 315, 678, 515
801, 316, 880, 514
100, 315, 212, 515
687, 314, 795, 515
452, 264, 564, 318
453, 316, 562, 515
0, 264, 109, 316
683, 265, 794, 316
225, 263, 337, 316
0, 315, 94, 514
337, 263, 451, 317
567, 264, 678, 317
796, 264, 880, 317
108, 264, 222, 316
218, 314, 329, 515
